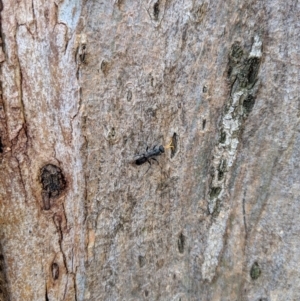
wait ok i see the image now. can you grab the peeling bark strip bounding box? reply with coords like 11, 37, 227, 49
202, 36, 262, 282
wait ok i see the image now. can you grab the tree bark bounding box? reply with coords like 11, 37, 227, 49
0, 0, 299, 300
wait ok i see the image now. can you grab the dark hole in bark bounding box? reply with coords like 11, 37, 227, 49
178, 232, 185, 254
250, 261, 261, 280
52, 262, 59, 280
45, 289, 49, 301
101, 60, 110, 75
79, 45, 86, 63
0, 137, 3, 153
138, 255, 146, 267
243, 94, 255, 115
127, 90, 132, 101
217, 159, 226, 181
40, 164, 66, 210
153, 1, 160, 20
171, 132, 178, 158
209, 187, 221, 199
212, 199, 221, 218
246, 57, 260, 85
219, 130, 226, 143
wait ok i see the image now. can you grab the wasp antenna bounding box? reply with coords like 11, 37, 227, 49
164, 139, 174, 150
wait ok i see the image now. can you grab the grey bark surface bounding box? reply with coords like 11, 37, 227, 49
0, 0, 299, 300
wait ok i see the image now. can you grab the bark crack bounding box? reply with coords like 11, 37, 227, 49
15, 39, 28, 133
31, 0, 36, 23
62, 276, 68, 301
53, 213, 69, 274
14, 155, 27, 202
73, 269, 78, 301
0, 0, 5, 63
242, 196, 247, 239
45, 284, 49, 301
0, 244, 10, 301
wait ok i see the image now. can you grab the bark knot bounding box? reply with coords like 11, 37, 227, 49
40, 164, 66, 210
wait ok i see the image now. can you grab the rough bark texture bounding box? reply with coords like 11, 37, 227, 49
0, 0, 299, 300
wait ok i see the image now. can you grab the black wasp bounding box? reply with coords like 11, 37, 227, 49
134, 140, 173, 173
135, 145, 165, 166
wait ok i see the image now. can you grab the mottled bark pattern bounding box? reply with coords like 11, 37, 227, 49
0, 1, 85, 300
0, 0, 299, 301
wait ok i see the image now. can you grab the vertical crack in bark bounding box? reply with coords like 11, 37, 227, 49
242, 196, 247, 239
0, 6, 10, 298
73, 269, 78, 301
16, 58, 27, 130
31, 0, 36, 23
0, 244, 10, 301
0, 1, 8, 161
0, 0, 5, 63
10, 30, 29, 206
11, 125, 29, 203
45, 284, 49, 301
14, 154, 27, 202
52, 205, 79, 300
61, 203, 68, 227
202, 36, 262, 282
53, 214, 69, 275
62, 276, 68, 301
0, 89, 9, 162
72, 35, 86, 126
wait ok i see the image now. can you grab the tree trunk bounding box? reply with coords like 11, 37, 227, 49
0, 0, 299, 300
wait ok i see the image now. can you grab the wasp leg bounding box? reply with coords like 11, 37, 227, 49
151, 157, 159, 165
142, 141, 149, 152
151, 157, 162, 172
143, 159, 152, 175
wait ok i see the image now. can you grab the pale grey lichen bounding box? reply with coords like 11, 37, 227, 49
202, 36, 262, 282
